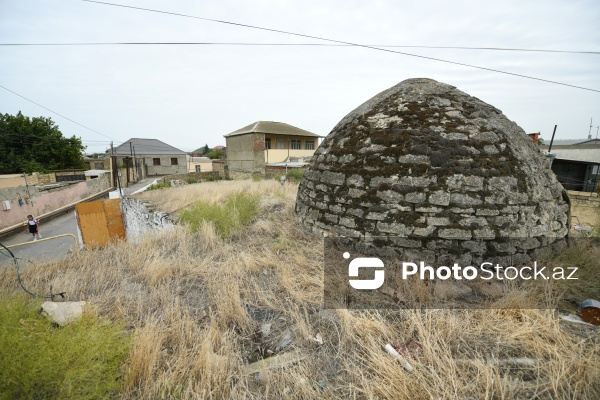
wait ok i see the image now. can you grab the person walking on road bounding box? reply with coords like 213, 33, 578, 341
25, 214, 42, 241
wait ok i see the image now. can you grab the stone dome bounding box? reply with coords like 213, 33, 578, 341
295, 78, 569, 262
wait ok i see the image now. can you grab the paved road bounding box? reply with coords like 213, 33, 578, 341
0, 209, 79, 266
0, 178, 154, 266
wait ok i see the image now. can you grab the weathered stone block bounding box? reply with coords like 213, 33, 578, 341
348, 188, 365, 198
377, 222, 412, 235
438, 228, 472, 240
339, 217, 356, 228
378, 190, 404, 203
451, 193, 483, 207
429, 191, 450, 206
405, 192, 426, 203
321, 171, 345, 186
415, 206, 443, 213
427, 217, 450, 226
346, 208, 365, 218
366, 211, 388, 220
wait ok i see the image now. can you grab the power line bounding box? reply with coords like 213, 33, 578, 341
1, 42, 598, 55
0, 84, 115, 140
81, 0, 600, 93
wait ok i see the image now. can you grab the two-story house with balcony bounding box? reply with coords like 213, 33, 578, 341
224, 121, 321, 178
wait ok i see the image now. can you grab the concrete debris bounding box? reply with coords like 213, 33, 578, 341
243, 349, 305, 375
260, 323, 272, 338
170, 179, 187, 187
384, 343, 414, 372
40, 301, 86, 326
309, 333, 323, 345
561, 314, 598, 327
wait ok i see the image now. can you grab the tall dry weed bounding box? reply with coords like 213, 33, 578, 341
0, 180, 598, 399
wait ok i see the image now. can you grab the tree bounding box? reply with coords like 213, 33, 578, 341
0, 112, 86, 173
204, 149, 223, 159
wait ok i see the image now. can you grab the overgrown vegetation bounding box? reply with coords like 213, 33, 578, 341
145, 181, 171, 191
285, 168, 305, 182
0, 295, 130, 399
179, 191, 261, 237
205, 174, 224, 182
0, 180, 598, 399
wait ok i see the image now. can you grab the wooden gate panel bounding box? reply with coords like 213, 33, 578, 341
76, 199, 125, 248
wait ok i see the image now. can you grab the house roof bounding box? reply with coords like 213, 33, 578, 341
224, 121, 320, 138
543, 138, 600, 146
188, 156, 212, 163
114, 138, 186, 155
84, 170, 109, 176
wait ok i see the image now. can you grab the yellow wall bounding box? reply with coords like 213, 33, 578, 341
264, 135, 317, 163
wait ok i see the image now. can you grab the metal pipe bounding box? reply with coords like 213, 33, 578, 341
548, 125, 557, 153
5, 233, 79, 251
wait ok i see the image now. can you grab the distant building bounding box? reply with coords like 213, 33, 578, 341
541, 138, 600, 192
224, 121, 321, 178
83, 157, 109, 171
186, 156, 213, 172
114, 138, 187, 177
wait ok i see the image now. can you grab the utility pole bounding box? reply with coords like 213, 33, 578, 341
127, 142, 135, 183
588, 118, 593, 140
133, 145, 138, 181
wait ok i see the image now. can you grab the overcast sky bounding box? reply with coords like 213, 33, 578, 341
1, 0, 599, 154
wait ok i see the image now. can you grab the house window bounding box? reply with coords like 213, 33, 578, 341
265, 138, 271, 149
195, 165, 202, 172
153, 158, 161, 166
290, 139, 301, 150
305, 140, 315, 150
171, 158, 178, 165
277, 139, 286, 149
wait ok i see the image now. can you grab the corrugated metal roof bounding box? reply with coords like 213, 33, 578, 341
550, 148, 600, 163
85, 170, 109, 176
114, 138, 186, 155
542, 138, 600, 146
224, 121, 319, 138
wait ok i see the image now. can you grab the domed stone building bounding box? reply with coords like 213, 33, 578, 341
296, 78, 569, 263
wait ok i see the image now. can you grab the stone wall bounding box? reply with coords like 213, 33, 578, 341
160, 171, 225, 183
296, 78, 570, 264
120, 197, 173, 242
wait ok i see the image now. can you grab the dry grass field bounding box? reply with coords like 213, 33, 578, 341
1, 180, 599, 399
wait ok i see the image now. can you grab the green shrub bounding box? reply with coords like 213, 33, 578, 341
0, 295, 131, 400
146, 181, 171, 191
186, 177, 198, 184
251, 173, 262, 182
285, 168, 305, 183
205, 175, 223, 182
179, 191, 261, 237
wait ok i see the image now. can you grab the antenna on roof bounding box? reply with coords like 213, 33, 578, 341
589, 117, 593, 139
